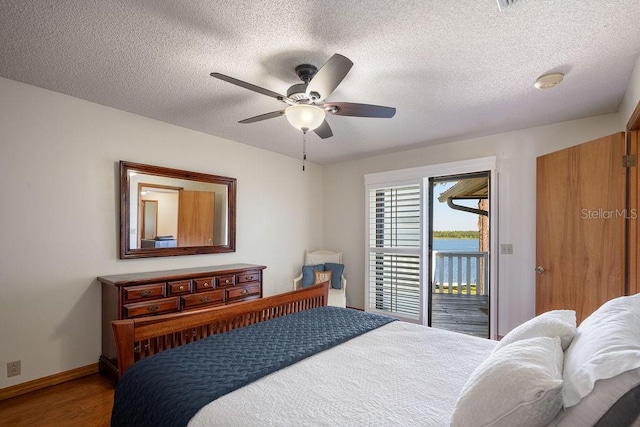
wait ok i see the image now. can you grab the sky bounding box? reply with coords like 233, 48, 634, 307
431, 181, 483, 231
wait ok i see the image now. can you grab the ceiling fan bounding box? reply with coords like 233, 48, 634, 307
210, 54, 396, 139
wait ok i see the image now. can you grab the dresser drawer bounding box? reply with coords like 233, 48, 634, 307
99, 264, 266, 378
217, 274, 236, 287
123, 297, 180, 318
227, 283, 261, 301
182, 289, 224, 309
168, 279, 192, 296
193, 276, 215, 291
123, 283, 165, 302
237, 271, 260, 284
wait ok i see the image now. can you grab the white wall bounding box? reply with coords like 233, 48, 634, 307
620, 54, 640, 128
323, 113, 622, 336
0, 77, 323, 388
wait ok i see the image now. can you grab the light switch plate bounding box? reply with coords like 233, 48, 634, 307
500, 244, 513, 255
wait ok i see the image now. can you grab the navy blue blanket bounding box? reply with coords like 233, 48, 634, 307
111, 306, 395, 427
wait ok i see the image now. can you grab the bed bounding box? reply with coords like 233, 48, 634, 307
110, 283, 640, 427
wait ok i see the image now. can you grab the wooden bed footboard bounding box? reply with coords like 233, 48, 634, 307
112, 282, 329, 378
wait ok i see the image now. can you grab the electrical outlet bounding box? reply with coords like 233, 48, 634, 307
7, 360, 21, 377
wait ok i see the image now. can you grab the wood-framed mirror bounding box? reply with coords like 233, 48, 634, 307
120, 161, 236, 259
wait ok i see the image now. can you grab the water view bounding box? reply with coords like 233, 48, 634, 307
433, 238, 478, 252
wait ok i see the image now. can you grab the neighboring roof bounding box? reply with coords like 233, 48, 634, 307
1, 1, 640, 164
438, 177, 488, 203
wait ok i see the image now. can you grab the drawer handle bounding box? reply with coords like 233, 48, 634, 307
225, 279, 231, 284
245, 276, 253, 281
241, 289, 248, 295
200, 296, 210, 303
179, 285, 185, 291
203, 282, 209, 287
139, 289, 153, 297
147, 305, 159, 312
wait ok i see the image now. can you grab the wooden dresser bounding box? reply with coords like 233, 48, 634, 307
98, 263, 266, 376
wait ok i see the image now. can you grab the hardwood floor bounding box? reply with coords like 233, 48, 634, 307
0, 374, 113, 426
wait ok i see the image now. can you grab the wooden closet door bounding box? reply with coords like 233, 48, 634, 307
536, 133, 626, 323
177, 190, 215, 246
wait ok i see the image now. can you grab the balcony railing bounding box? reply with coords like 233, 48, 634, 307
431, 251, 489, 296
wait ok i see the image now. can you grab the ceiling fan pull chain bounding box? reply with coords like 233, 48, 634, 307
302, 131, 307, 171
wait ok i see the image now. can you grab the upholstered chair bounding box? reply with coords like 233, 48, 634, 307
293, 250, 347, 307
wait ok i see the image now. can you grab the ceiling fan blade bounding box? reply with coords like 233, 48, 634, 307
313, 120, 333, 139
305, 54, 354, 101
325, 102, 396, 118
210, 72, 285, 100
238, 110, 285, 124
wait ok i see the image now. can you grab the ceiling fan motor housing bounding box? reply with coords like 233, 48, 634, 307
287, 83, 310, 101
295, 64, 318, 83
289, 64, 321, 102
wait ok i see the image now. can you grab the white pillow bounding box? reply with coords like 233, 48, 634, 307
494, 310, 576, 353
552, 367, 640, 426
562, 293, 640, 408
450, 336, 564, 427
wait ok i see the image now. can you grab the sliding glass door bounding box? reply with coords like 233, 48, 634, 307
364, 158, 496, 338
428, 172, 490, 338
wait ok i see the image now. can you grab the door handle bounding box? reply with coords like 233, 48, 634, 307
535, 266, 545, 274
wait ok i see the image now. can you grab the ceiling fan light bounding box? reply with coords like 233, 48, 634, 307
284, 105, 326, 132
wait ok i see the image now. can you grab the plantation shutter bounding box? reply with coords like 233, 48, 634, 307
367, 183, 422, 320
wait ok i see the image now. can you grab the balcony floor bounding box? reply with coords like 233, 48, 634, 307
431, 293, 489, 338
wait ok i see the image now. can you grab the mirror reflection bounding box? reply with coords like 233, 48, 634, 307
120, 161, 236, 259
140, 199, 158, 241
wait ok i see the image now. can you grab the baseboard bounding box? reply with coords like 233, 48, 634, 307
346, 306, 363, 311
0, 363, 98, 401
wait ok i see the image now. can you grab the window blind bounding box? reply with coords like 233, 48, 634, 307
367, 184, 421, 319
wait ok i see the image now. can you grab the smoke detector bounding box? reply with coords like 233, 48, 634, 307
496, 0, 519, 11
534, 73, 565, 90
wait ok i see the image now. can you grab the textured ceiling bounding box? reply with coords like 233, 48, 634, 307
2, 1, 640, 164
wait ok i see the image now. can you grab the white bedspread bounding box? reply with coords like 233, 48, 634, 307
189, 320, 496, 426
